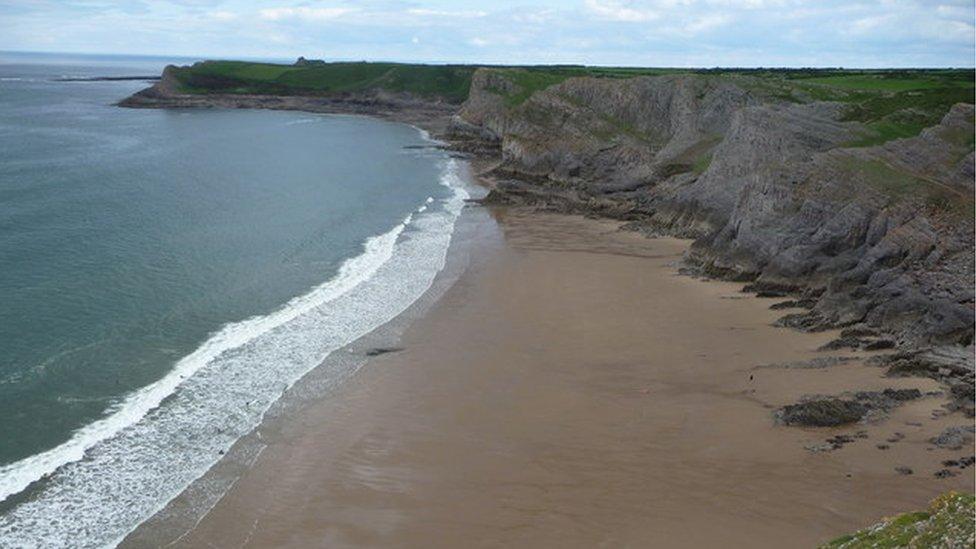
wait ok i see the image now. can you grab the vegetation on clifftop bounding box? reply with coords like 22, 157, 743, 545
485, 67, 973, 146
169, 60, 477, 103
169, 60, 973, 146
821, 492, 975, 549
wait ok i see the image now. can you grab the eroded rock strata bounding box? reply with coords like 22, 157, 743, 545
452, 70, 974, 351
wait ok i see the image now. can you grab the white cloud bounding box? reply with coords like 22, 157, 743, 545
0, 0, 972, 67
208, 10, 237, 21
848, 13, 894, 34
684, 13, 731, 34
513, 9, 557, 24
584, 0, 659, 22
642, 0, 785, 8
259, 6, 354, 22
936, 4, 970, 19
704, 0, 787, 7
406, 8, 488, 19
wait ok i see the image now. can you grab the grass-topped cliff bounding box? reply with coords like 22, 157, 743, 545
158, 60, 689, 103
477, 66, 973, 146
158, 60, 972, 147
164, 60, 477, 102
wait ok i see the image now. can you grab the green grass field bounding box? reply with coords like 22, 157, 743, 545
170, 61, 687, 105
170, 60, 973, 146
171, 60, 476, 103
777, 71, 974, 146
801, 75, 943, 91
489, 66, 686, 106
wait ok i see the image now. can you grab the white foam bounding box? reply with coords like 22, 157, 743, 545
283, 117, 320, 126
0, 218, 409, 505
0, 158, 469, 548
416, 196, 435, 213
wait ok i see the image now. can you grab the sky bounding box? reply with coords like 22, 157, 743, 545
1, 0, 974, 67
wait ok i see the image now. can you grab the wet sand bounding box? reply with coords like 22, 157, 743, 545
126, 207, 971, 548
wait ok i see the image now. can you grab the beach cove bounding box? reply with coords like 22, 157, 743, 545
123, 200, 971, 548
2, 53, 972, 547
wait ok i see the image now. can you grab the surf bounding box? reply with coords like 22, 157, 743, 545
0, 158, 469, 548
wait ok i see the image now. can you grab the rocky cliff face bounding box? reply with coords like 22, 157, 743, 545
452, 69, 975, 350
118, 65, 458, 134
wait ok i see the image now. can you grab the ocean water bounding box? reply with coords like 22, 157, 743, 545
0, 53, 468, 547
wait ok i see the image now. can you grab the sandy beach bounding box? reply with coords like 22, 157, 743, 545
123, 205, 972, 548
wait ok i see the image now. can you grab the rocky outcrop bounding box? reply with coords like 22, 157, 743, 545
776, 398, 870, 427
930, 425, 976, 450
775, 388, 924, 427
118, 65, 458, 135
452, 69, 975, 353
873, 346, 976, 416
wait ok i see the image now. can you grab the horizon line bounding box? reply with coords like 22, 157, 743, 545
2, 49, 975, 71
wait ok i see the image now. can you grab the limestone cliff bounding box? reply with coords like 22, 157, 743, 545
452, 69, 975, 351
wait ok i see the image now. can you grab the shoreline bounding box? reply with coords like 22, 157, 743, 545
0, 104, 480, 547
120, 162, 497, 546
109, 92, 973, 546
117, 89, 459, 137
118, 89, 975, 405
124, 204, 971, 547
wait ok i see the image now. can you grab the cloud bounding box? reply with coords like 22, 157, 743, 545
406, 8, 488, 19
512, 9, 557, 25
208, 10, 237, 21
259, 6, 354, 22
848, 13, 895, 35
0, 0, 971, 67
682, 13, 731, 34
584, 0, 659, 22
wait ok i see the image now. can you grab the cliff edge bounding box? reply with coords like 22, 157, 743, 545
451, 68, 974, 370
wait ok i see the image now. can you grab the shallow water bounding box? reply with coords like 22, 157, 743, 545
0, 53, 466, 546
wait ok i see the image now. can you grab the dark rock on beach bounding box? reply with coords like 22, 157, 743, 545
929, 425, 976, 450
769, 298, 817, 310
365, 347, 404, 357
856, 388, 923, 403
818, 335, 897, 352
776, 399, 870, 427
777, 388, 923, 427
887, 432, 906, 443
875, 347, 975, 416
806, 431, 869, 453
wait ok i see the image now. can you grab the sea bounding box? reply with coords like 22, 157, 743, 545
0, 52, 469, 547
